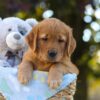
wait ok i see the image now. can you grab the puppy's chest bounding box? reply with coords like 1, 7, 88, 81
33, 60, 51, 71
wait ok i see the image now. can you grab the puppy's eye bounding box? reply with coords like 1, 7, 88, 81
41, 37, 48, 41
58, 39, 65, 43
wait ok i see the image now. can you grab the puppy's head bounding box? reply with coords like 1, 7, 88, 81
26, 18, 76, 62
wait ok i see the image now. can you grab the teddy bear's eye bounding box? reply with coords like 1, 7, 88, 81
18, 26, 27, 36
8, 28, 12, 32
20, 30, 24, 35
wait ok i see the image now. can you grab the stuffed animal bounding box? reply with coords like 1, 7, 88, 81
0, 17, 35, 67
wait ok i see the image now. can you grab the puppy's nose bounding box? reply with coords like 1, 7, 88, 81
14, 34, 21, 40
48, 50, 57, 58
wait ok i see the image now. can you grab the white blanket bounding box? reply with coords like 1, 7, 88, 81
0, 67, 77, 100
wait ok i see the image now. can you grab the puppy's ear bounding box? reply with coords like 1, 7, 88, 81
25, 26, 38, 52
65, 27, 76, 57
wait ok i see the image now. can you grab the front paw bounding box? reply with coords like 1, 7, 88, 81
48, 73, 62, 89
18, 71, 32, 84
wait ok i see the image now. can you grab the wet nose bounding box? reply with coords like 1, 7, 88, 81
48, 50, 57, 58
14, 34, 21, 40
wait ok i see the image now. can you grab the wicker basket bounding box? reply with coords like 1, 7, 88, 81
0, 93, 5, 100
0, 81, 76, 100
48, 81, 76, 100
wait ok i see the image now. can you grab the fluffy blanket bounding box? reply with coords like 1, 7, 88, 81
0, 67, 77, 100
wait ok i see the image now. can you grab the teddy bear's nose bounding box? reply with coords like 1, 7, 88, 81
14, 34, 21, 40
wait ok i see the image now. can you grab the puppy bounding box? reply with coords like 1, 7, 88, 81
18, 18, 79, 89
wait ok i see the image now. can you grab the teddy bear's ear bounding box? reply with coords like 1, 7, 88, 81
25, 18, 38, 27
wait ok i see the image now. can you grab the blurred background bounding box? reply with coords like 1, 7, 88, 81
0, 0, 100, 100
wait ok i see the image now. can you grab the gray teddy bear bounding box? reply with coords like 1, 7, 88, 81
0, 17, 38, 67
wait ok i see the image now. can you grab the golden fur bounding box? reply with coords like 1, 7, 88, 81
18, 18, 79, 89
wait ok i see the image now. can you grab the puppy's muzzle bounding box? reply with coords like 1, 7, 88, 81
48, 50, 57, 59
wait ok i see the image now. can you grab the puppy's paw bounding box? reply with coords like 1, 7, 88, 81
48, 73, 62, 89
18, 71, 32, 84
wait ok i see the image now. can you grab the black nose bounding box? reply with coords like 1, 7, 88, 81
48, 50, 57, 58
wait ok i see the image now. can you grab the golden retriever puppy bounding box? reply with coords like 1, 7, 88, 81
18, 18, 79, 89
